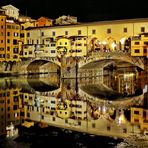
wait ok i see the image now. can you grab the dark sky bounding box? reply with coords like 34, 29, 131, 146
0, 0, 148, 22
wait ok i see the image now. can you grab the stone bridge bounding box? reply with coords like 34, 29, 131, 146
20, 57, 61, 74
78, 51, 144, 70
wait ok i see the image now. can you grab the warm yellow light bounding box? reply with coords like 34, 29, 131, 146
111, 42, 116, 49
120, 37, 126, 44
102, 41, 107, 45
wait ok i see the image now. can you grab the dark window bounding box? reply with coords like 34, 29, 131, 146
7, 47, 10, 51
141, 27, 145, 32
144, 42, 148, 45
78, 30, 81, 35
14, 96, 18, 102
144, 48, 147, 53
7, 32, 10, 36
51, 100, 55, 104
20, 33, 24, 37
29, 51, 32, 54
7, 107, 10, 111
144, 34, 148, 37
27, 33, 30, 37
134, 42, 139, 45
13, 48, 18, 53
51, 50, 55, 53
78, 121, 81, 125
27, 112, 30, 117
134, 110, 139, 114
107, 28, 111, 34
52, 31, 55, 36
92, 123, 95, 128
41, 32, 44, 36
92, 29, 96, 34
135, 49, 140, 53
13, 39, 17, 45
123, 27, 127, 33
53, 117, 55, 121
7, 25, 11, 29
8, 114, 10, 118
65, 31, 68, 35
7, 39, 10, 43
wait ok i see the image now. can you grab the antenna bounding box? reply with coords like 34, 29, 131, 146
25, 8, 27, 16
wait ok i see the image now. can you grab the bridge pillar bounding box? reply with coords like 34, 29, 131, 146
61, 56, 77, 78
144, 57, 148, 109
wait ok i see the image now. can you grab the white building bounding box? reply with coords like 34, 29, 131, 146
2, 4, 19, 20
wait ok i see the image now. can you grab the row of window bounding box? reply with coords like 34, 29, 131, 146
134, 41, 148, 45
7, 25, 19, 29
7, 32, 19, 37
27, 27, 146, 38
134, 49, 147, 53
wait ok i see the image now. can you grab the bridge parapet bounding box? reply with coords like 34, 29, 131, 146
78, 51, 144, 69
30, 57, 61, 67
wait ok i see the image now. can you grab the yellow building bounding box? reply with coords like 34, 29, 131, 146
131, 33, 148, 56
131, 107, 148, 130
56, 99, 71, 119
24, 18, 148, 58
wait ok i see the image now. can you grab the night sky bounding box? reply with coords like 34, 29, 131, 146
0, 0, 148, 22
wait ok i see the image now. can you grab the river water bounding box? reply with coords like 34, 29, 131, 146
0, 66, 147, 147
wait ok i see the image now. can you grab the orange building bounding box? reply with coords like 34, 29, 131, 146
5, 20, 21, 62
0, 14, 6, 62
35, 16, 53, 27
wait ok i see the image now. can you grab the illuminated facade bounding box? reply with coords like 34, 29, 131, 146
131, 33, 148, 56
131, 107, 148, 130
23, 18, 148, 59
0, 14, 6, 62
35, 17, 53, 27
2, 5, 19, 20
0, 88, 22, 136
6, 20, 21, 62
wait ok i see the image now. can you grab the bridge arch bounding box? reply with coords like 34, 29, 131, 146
87, 36, 101, 52
27, 58, 61, 74
78, 52, 144, 70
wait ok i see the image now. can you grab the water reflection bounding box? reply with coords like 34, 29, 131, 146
0, 70, 147, 146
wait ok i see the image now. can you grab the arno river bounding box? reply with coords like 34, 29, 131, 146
0, 65, 148, 148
